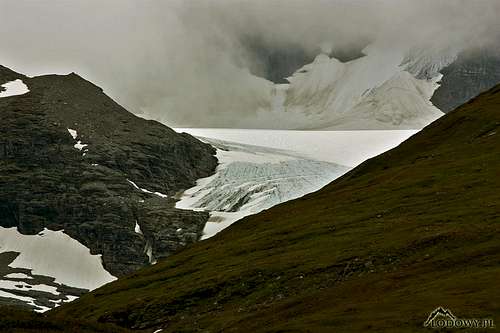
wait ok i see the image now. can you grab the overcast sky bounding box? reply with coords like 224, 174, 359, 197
1, 0, 499, 127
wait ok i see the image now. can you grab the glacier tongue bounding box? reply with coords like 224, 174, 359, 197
176, 138, 349, 240
188, 159, 347, 213
175, 128, 419, 239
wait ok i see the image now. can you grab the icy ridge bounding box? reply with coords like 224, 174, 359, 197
401, 46, 459, 79
241, 40, 453, 130
277, 42, 445, 130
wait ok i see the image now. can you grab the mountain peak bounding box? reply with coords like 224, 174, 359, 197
0, 64, 217, 311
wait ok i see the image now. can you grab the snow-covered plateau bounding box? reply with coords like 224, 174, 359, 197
176, 129, 417, 239
175, 128, 418, 167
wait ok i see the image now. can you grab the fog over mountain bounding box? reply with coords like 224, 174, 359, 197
1, 0, 499, 128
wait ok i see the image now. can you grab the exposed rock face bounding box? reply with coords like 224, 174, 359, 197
0, 66, 217, 279
431, 48, 500, 113
0, 65, 23, 85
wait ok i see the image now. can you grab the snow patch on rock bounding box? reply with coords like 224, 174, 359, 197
0, 289, 49, 312
67, 128, 78, 140
144, 240, 156, 265
127, 179, 168, 198
4, 272, 33, 279
134, 221, 143, 235
67, 128, 89, 153
0, 227, 116, 290
74, 141, 88, 151
0, 79, 29, 98
0, 280, 60, 296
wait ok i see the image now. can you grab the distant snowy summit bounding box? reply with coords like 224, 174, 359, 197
253, 42, 448, 130
188, 41, 500, 131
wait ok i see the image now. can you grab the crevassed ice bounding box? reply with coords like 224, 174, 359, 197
176, 137, 349, 239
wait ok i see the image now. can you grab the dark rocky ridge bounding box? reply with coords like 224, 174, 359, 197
0, 65, 24, 84
0, 66, 217, 281
431, 48, 500, 113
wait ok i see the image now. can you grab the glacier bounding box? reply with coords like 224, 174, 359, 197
172, 41, 458, 236
175, 128, 418, 167
176, 138, 350, 239
175, 128, 420, 239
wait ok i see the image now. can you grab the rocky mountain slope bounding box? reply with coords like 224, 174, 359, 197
431, 47, 500, 113
0, 65, 217, 310
48, 85, 500, 331
0, 305, 131, 333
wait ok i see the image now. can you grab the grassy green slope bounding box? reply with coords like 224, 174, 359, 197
0, 306, 131, 333
51, 86, 500, 332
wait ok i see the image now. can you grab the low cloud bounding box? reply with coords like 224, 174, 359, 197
1, 0, 499, 127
